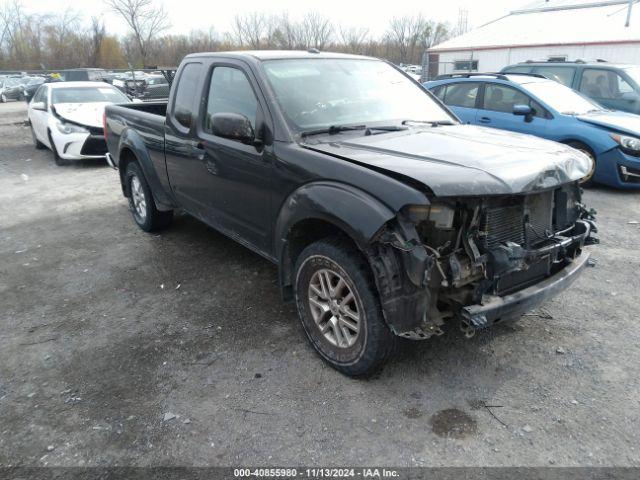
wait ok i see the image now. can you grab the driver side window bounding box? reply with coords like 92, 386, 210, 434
204, 66, 258, 134
483, 84, 545, 117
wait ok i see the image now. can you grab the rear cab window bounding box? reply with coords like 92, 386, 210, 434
171, 62, 204, 130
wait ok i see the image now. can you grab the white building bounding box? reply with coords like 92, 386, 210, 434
427, 0, 640, 77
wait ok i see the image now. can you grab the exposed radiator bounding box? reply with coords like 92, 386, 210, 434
481, 204, 524, 250
480, 191, 554, 250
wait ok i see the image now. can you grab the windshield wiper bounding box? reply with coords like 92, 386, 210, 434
364, 125, 408, 136
402, 119, 456, 127
300, 124, 366, 138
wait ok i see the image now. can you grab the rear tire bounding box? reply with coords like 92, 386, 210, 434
294, 238, 396, 377
48, 131, 67, 166
31, 125, 46, 149
124, 162, 173, 232
567, 141, 596, 187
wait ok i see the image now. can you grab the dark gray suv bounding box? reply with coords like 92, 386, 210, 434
501, 61, 640, 114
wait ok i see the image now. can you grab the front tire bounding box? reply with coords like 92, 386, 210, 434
0, 93, 6, 103
294, 238, 396, 377
124, 162, 173, 232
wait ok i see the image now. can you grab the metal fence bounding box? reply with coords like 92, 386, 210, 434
419, 56, 479, 82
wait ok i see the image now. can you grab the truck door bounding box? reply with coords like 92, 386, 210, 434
166, 60, 273, 255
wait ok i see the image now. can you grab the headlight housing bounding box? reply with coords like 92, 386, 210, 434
405, 204, 455, 229
611, 133, 640, 154
56, 120, 88, 135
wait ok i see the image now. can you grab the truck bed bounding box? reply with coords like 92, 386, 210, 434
113, 101, 167, 117
104, 101, 168, 170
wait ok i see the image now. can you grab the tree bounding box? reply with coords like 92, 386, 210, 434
88, 16, 106, 66
104, 0, 170, 66
337, 25, 368, 54
231, 12, 267, 49
300, 12, 333, 50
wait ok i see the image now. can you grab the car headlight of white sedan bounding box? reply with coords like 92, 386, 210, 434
56, 120, 88, 135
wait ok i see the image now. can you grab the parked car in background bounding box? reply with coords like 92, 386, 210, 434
21, 76, 46, 102
0, 77, 23, 102
500, 60, 640, 115
111, 71, 148, 93
104, 51, 597, 376
28, 81, 130, 165
134, 75, 170, 100
425, 73, 640, 188
60, 68, 107, 82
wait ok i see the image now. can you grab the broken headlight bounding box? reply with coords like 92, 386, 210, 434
405, 204, 455, 229
56, 120, 88, 135
611, 133, 640, 154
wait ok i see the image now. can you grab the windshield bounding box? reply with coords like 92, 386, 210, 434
262, 58, 453, 131
623, 67, 640, 87
52, 86, 129, 104
522, 80, 602, 115
28, 77, 45, 86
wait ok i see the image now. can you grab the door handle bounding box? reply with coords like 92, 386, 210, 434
194, 142, 206, 160
479, 117, 491, 124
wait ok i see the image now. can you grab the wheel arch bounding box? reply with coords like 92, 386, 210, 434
117, 131, 175, 211
275, 181, 397, 301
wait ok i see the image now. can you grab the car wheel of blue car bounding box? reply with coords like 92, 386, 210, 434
567, 142, 596, 187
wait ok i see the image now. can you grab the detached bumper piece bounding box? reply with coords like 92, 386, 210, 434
461, 251, 590, 334
80, 135, 108, 156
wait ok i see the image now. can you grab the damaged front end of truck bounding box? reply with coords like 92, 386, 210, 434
368, 182, 598, 340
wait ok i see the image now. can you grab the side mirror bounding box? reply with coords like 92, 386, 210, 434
211, 112, 255, 144
31, 101, 46, 111
621, 92, 639, 103
513, 104, 534, 122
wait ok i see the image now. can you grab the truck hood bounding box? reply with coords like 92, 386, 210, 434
53, 102, 111, 128
577, 110, 640, 136
304, 125, 591, 196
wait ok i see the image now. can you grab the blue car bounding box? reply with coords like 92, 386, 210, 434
424, 73, 640, 189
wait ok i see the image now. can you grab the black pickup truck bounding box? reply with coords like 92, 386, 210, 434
104, 51, 598, 376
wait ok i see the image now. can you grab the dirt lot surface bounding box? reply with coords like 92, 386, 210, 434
1, 100, 639, 468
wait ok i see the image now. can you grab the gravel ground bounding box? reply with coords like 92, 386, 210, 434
1, 100, 639, 468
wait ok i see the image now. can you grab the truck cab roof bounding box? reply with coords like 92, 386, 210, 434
184, 50, 377, 62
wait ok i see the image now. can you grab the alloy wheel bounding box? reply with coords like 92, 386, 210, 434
130, 175, 147, 221
307, 268, 361, 348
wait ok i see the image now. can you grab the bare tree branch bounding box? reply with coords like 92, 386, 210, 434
104, 0, 170, 65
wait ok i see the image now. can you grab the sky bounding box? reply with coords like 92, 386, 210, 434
22, 0, 525, 38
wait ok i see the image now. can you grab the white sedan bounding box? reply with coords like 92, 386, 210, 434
28, 81, 131, 165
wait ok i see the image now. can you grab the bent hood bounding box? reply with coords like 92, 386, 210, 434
53, 102, 111, 128
578, 110, 640, 136
304, 125, 591, 196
